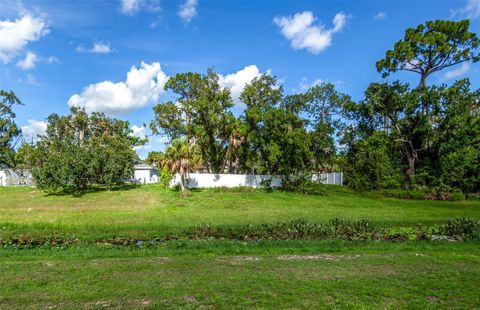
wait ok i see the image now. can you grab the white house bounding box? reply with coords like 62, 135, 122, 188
133, 164, 159, 184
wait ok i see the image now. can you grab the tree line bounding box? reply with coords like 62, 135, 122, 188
1, 19, 479, 194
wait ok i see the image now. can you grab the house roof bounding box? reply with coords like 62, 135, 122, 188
134, 163, 159, 171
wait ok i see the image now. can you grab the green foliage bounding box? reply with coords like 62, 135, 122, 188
151, 69, 234, 173
159, 166, 173, 188
376, 187, 465, 201
145, 151, 164, 168
304, 83, 351, 172
186, 218, 383, 241
241, 74, 312, 175
376, 19, 479, 87
437, 79, 480, 193
0, 90, 23, 168
341, 19, 480, 194
282, 175, 326, 195
343, 131, 403, 190
30, 108, 140, 194
163, 137, 202, 191
145, 20, 479, 196
438, 218, 480, 241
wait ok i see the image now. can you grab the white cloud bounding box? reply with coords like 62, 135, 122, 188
120, 0, 140, 15
76, 42, 112, 54
47, 56, 60, 64
374, 12, 386, 21
21, 119, 47, 142
16, 50, 37, 69
218, 65, 263, 104
273, 11, 347, 54
25, 73, 42, 86
297, 77, 324, 92
178, 0, 198, 23
0, 14, 49, 63
120, 0, 161, 15
131, 125, 147, 138
444, 62, 470, 79
452, 0, 480, 19
68, 62, 169, 115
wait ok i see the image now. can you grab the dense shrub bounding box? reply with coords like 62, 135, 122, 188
438, 218, 480, 241
378, 187, 465, 201
159, 166, 173, 188
282, 176, 326, 195
186, 219, 383, 241
466, 192, 480, 200
29, 108, 141, 194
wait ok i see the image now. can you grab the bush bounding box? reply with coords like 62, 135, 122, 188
466, 192, 480, 200
159, 166, 173, 188
451, 190, 465, 201
282, 175, 326, 195
185, 219, 383, 241
378, 189, 427, 200
438, 218, 480, 240
378, 188, 465, 201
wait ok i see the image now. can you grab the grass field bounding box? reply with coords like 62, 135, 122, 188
1, 184, 479, 238
1, 241, 479, 308
1, 185, 479, 308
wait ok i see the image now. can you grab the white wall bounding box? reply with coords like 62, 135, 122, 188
134, 169, 159, 184
0, 170, 6, 186
170, 172, 343, 189
0, 169, 33, 186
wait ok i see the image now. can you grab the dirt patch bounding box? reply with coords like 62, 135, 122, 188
217, 256, 262, 263
184, 295, 197, 303
277, 254, 361, 261
42, 261, 56, 267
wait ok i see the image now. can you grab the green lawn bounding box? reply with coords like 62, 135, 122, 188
1, 185, 479, 238
1, 241, 479, 309
1, 185, 479, 308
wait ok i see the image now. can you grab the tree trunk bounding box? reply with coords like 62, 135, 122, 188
179, 165, 186, 192
403, 143, 417, 181
419, 73, 428, 116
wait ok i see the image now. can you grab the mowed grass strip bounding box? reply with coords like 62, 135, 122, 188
1, 185, 479, 232
0, 241, 479, 309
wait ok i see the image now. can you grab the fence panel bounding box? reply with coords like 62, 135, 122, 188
171, 172, 343, 189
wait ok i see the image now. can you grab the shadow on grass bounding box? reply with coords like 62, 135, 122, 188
44, 183, 140, 198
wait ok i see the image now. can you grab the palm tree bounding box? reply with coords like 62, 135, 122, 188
164, 138, 201, 192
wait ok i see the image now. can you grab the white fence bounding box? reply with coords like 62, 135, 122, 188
171, 172, 343, 189
0, 169, 33, 187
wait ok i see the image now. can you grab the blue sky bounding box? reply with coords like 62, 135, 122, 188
1, 0, 479, 158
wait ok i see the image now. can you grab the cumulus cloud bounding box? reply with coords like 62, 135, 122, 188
16, 50, 37, 69
273, 11, 347, 54
131, 125, 147, 138
120, 0, 140, 14
444, 62, 470, 79
21, 119, 47, 142
452, 0, 480, 19
0, 14, 49, 63
178, 0, 198, 23
119, 0, 161, 15
374, 12, 386, 21
76, 42, 112, 54
68, 62, 168, 115
218, 65, 263, 104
